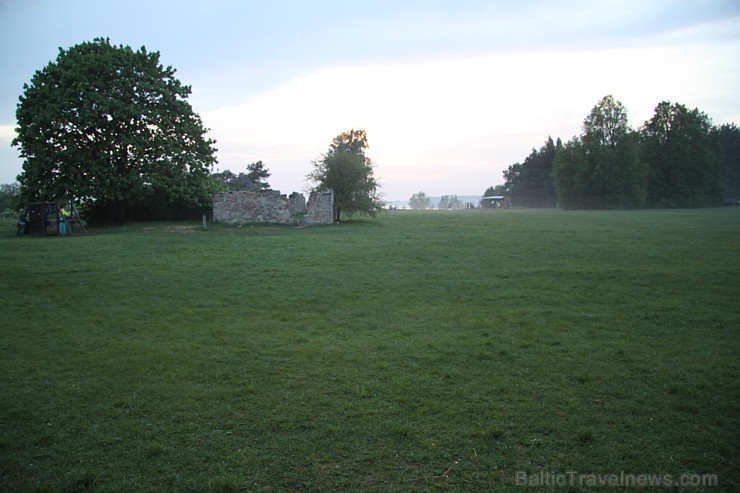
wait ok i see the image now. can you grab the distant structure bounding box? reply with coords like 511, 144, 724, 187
212, 189, 334, 226
23, 202, 87, 236
481, 195, 512, 208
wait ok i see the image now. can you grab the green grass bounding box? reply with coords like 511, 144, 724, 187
1, 209, 738, 492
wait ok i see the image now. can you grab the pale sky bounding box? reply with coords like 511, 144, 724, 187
1, 0, 739, 201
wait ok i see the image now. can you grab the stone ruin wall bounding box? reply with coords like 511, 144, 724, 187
212, 189, 334, 226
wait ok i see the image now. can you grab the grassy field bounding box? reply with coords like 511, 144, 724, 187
1, 209, 738, 492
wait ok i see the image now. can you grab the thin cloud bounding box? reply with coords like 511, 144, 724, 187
202, 36, 739, 198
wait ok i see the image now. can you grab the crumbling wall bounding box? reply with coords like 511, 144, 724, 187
304, 190, 334, 225
213, 189, 333, 226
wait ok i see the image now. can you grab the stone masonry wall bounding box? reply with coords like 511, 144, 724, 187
213, 189, 333, 226
304, 190, 334, 225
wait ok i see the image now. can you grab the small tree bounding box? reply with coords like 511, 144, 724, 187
213, 162, 271, 192
211, 170, 256, 191
246, 161, 271, 190
409, 191, 431, 209
307, 129, 382, 222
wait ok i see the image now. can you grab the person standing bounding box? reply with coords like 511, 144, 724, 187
58, 208, 66, 235
58, 206, 70, 234
17, 212, 26, 236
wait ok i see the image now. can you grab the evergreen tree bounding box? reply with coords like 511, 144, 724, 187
503, 137, 560, 207
246, 161, 271, 190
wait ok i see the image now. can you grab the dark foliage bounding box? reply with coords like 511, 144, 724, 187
307, 129, 382, 221
13, 38, 217, 223
503, 137, 560, 207
552, 96, 646, 209
641, 102, 722, 207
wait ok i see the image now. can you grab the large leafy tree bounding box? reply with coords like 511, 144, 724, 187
307, 129, 382, 222
503, 137, 560, 207
641, 102, 721, 207
552, 95, 646, 209
13, 38, 217, 221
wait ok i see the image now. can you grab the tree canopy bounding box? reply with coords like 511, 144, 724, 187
13, 38, 217, 222
307, 129, 382, 222
582, 94, 630, 148
506, 95, 735, 210
245, 161, 271, 190
641, 102, 721, 207
716, 123, 740, 202
552, 95, 646, 209
212, 161, 271, 192
503, 137, 560, 207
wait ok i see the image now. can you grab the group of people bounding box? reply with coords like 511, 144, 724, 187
16, 204, 72, 236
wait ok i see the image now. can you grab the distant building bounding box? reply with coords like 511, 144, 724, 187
481, 195, 511, 208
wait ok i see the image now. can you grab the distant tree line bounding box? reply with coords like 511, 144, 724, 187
0, 183, 21, 216
500, 95, 740, 209
407, 192, 472, 210
11, 38, 737, 221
